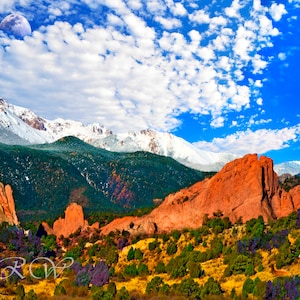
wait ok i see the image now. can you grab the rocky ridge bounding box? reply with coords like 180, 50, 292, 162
100, 154, 300, 236
0, 182, 19, 225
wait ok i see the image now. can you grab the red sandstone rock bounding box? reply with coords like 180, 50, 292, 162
44, 202, 95, 237
0, 182, 19, 225
100, 154, 300, 236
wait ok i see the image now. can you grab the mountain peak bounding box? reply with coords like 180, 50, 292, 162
100, 153, 300, 235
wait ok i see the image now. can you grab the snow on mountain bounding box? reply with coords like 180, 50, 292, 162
274, 161, 300, 176
0, 98, 112, 144
92, 129, 239, 171
0, 98, 249, 172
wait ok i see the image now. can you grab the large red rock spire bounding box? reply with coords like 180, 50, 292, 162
100, 154, 300, 235
0, 182, 19, 225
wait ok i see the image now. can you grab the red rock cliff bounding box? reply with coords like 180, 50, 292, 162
43, 202, 89, 237
100, 154, 300, 235
43, 202, 99, 237
0, 182, 19, 225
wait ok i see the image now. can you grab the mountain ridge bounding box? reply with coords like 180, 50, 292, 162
0, 136, 208, 222
0, 98, 239, 172
0, 98, 299, 175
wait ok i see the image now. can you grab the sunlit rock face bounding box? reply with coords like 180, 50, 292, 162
42, 202, 100, 237
100, 154, 300, 236
43, 203, 89, 237
0, 182, 19, 225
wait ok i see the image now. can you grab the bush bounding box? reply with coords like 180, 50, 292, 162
245, 263, 255, 276
107, 282, 117, 297
134, 248, 143, 260
127, 247, 135, 261
123, 263, 138, 277
187, 261, 203, 278
116, 286, 130, 300
15, 284, 25, 300
72, 261, 110, 287
242, 278, 254, 298
137, 263, 149, 276
155, 261, 166, 274
171, 230, 181, 241
166, 241, 177, 255
200, 277, 223, 297
146, 276, 163, 294
177, 278, 200, 297
148, 239, 160, 251
26, 289, 38, 300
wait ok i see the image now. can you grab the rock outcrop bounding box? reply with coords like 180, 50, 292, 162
43, 202, 98, 237
100, 154, 300, 235
0, 182, 19, 225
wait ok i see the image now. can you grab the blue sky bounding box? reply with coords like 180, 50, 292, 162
0, 0, 299, 163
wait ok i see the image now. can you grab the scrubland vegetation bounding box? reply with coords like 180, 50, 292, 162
1, 209, 300, 299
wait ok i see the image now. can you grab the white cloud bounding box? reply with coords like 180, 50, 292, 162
225, 0, 241, 18
126, 0, 143, 10
0, 0, 292, 136
193, 126, 300, 155
211, 116, 225, 128
278, 52, 287, 60
256, 98, 263, 105
188, 9, 210, 24
154, 16, 182, 29
171, 2, 187, 16
269, 3, 287, 22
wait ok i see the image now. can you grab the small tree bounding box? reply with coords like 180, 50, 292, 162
146, 276, 163, 294
167, 241, 177, 255
242, 277, 254, 298
127, 247, 135, 261
15, 284, 25, 300
134, 248, 143, 260
155, 261, 166, 274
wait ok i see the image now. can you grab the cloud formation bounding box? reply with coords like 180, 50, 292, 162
193, 126, 300, 155
0, 0, 299, 157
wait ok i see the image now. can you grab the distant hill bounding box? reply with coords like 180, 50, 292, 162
0, 136, 209, 222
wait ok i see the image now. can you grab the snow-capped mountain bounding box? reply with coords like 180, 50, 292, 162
0, 98, 238, 171
0, 98, 112, 145
2, 98, 298, 174
274, 161, 300, 176
92, 129, 239, 171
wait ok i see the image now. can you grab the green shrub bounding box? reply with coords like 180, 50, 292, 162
187, 261, 203, 278
148, 239, 160, 251
15, 284, 25, 300
177, 278, 200, 297
26, 289, 38, 300
155, 261, 166, 274
116, 286, 130, 300
166, 241, 177, 255
134, 248, 143, 260
127, 247, 135, 261
54, 283, 66, 296
171, 230, 181, 241
137, 263, 149, 276
245, 263, 255, 276
200, 277, 223, 297
107, 282, 117, 297
242, 278, 254, 298
146, 276, 164, 294
123, 263, 138, 277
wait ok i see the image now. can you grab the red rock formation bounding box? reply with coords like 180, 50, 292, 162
100, 154, 300, 236
43, 202, 96, 237
0, 182, 19, 225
